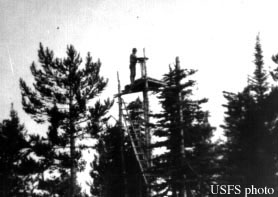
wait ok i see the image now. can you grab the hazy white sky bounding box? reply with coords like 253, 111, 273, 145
2, 0, 278, 131
1, 0, 278, 192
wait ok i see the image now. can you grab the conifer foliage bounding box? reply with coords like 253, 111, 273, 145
221, 35, 278, 187
251, 35, 268, 101
90, 98, 146, 197
90, 126, 124, 197
0, 105, 38, 197
19, 43, 112, 197
152, 58, 215, 197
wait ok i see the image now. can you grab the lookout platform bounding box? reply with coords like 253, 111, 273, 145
119, 77, 165, 96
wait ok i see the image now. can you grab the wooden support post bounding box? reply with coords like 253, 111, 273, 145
117, 72, 128, 197
143, 86, 150, 162
141, 61, 144, 78
143, 48, 147, 78
142, 49, 151, 197
142, 49, 151, 166
143, 87, 151, 197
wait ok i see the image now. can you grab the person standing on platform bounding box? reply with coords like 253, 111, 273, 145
129, 48, 138, 84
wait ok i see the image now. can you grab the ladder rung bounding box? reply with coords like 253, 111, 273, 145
134, 146, 143, 149
121, 99, 150, 186
134, 143, 144, 148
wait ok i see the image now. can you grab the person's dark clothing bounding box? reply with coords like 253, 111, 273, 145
130, 53, 137, 84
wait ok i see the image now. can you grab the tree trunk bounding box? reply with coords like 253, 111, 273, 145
176, 57, 187, 197
70, 130, 76, 197
69, 67, 76, 197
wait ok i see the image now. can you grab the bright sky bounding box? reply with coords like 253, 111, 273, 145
1, 0, 278, 193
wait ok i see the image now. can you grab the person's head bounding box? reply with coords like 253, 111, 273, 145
132, 48, 137, 54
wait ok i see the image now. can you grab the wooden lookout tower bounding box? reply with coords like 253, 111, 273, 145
116, 49, 165, 197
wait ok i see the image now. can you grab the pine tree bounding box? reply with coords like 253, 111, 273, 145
0, 104, 40, 197
90, 98, 146, 197
250, 35, 268, 101
221, 88, 257, 184
221, 35, 277, 187
20, 43, 112, 197
152, 58, 215, 197
271, 53, 278, 82
90, 126, 124, 197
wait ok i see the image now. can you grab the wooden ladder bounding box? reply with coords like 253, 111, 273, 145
121, 99, 149, 186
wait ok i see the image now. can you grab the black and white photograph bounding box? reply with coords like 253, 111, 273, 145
1, 0, 278, 196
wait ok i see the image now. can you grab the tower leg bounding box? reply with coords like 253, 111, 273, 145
143, 76, 151, 197
117, 72, 128, 197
